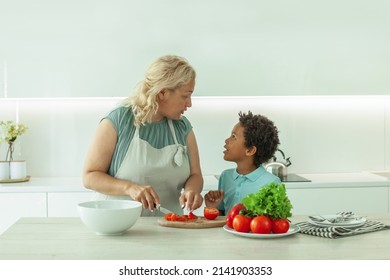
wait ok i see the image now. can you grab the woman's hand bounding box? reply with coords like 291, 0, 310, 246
127, 183, 160, 211
180, 190, 204, 212
204, 190, 224, 209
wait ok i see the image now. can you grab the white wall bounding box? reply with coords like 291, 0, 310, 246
1, 0, 390, 98
1, 96, 389, 177
2, 1, 389, 175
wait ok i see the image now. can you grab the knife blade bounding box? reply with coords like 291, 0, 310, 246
155, 204, 173, 215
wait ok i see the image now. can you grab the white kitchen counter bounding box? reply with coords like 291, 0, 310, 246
1, 172, 389, 193
285, 172, 389, 189
0, 177, 86, 193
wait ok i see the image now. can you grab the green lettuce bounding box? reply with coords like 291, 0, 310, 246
241, 182, 293, 219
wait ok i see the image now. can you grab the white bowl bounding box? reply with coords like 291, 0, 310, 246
78, 200, 142, 235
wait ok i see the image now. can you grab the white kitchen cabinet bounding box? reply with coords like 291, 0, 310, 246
287, 187, 389, 215
0, 193, 47, 234
47, 192, 93, 217
0, 175, 388, 236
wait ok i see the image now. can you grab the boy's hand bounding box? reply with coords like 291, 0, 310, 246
204, 190, 224, 209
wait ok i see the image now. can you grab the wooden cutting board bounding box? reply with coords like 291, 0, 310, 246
157, 216, 226, 229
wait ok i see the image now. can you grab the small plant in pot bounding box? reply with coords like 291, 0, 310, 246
0, 121, 29, 180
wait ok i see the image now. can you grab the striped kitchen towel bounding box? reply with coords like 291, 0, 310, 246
295, 220, 390, 239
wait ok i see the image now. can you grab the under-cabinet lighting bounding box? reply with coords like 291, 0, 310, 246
0, 95, 388, 101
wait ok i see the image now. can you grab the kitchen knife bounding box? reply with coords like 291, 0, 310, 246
155, 204, 173, 215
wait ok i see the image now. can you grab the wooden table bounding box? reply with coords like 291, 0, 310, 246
0, 215, 389, 260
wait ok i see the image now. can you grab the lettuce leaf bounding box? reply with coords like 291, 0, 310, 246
241, 182, 293, 219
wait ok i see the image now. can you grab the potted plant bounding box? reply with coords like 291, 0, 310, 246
0, 121, 29, 180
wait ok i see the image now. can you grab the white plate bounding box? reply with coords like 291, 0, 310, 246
308, 215, 366, 228
223, 224, 300, 239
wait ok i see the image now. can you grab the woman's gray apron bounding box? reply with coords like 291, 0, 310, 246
93, 120, 190, 216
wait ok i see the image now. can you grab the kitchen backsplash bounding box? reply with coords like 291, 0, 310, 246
0, 96, 389, 177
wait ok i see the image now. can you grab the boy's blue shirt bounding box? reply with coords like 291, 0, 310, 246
217, 165, 281, 214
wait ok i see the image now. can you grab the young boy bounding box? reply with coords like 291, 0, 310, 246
205, 111, 281, 215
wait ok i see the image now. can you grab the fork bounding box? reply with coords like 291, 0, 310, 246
308, 215, 330, 222
337, 211, 354, 217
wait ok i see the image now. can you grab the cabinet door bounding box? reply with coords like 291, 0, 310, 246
287, 187, 388, 215
0, 193, 47, 234
47, 192, 93, 217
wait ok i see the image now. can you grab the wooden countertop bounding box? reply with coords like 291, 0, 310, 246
1, 215, 390, 260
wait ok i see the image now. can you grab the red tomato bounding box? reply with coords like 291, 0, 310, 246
250, 216, 272, 234
226, 215, 234, 228
204, 207, 219, 220
227, 203, 246, 220
232, 214, 252, 233
271, 219, 290, 234
226, 203, 246, 228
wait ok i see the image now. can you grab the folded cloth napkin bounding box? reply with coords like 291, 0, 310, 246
295, 220, 390, 239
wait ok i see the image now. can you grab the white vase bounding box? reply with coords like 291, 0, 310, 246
10, 160, 27, 180
0, 161, 10, 180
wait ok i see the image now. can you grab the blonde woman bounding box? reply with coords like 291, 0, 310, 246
83, 55, 203, 216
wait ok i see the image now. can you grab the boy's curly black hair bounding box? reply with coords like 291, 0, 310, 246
239, 111, 280, 167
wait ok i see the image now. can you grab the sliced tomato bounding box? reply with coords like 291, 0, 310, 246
204, 207, 219, 220
175, 215, 188, 222
188, 212, 198, 221
165, 212, 198, 222
164, 213, 177, 221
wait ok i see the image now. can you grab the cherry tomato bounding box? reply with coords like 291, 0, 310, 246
204, 207, 219, 220
226, 203, 246, 227
271, 219, 290, 234
232, 214, 252, 233
250, 216, 272, 234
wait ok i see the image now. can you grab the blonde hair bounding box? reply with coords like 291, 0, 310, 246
123, 55, 196, 127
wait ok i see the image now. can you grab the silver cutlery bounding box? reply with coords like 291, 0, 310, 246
309, 212, 359, 223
